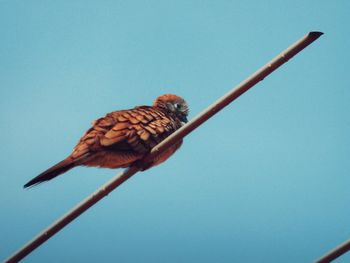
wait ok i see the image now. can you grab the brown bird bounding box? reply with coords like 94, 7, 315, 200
24, 94, 189, 188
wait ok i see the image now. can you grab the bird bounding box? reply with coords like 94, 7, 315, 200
24, 94, 189, 188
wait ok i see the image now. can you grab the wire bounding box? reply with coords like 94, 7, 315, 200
314, 239, 350, 263
4, 31, 323, 263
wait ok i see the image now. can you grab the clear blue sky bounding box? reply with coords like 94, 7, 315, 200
1, 1, 349, 262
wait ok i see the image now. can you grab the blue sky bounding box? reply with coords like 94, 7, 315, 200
1, 1, 349, 262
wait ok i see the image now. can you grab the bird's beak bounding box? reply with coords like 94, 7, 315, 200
180, 114, 188, 124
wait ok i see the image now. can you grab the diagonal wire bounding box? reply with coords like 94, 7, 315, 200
314, 239, 350, 263
4, 31, 323, 263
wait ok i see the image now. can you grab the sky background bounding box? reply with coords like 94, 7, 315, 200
0, 1, 349, 262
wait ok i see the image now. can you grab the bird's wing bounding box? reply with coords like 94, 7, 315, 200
101, 107, 176, 153
70, 107, 177, 160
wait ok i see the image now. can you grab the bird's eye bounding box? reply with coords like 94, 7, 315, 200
174, 103, 180, 109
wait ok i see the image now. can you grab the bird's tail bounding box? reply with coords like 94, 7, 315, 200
24, 157, 76, 188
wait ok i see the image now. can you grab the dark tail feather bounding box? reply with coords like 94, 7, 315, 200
24, 158, 76, 188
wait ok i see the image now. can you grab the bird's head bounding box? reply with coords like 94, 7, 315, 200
154, 94, 189, 124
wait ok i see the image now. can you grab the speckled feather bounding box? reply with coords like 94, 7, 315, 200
72, 106, 182, 168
